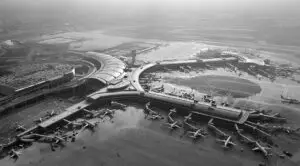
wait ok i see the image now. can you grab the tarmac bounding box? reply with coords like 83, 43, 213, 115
0, 105, 282, 166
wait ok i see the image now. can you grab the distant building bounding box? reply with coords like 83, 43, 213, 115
242, 58, 265, 66
221, 51, 239, 56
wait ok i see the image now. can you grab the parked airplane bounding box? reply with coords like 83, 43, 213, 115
111, 101, 127, 109
99, 109, 115, 119
15, 124, 26, 132
249, 109, 272, 115
182, 113, 198, 131
144, 102, 161, 120
53, 135, 65, 144
216, 136, 236, 148
184, 113, 193, 121
82, 120, 97, 129
151, 85, 164, 92
163, 121, 181, 130
41, 134, 65, 144
46, 110, 57, 117
235, 124, 256, 145
77, 119, 99, 133
148, 114, 164, 120
185, 65, 192, 71
207, 119, 228, 138
9, 149, 22, 159
63, 119, 84, 129
179, 66, 189, 73
187, 129, 206, 139
33, 117, 44, 124
167, 108, 177, 123
248, 111, 286, 123
163, 67, 172, 72
168, 108, 177, 116
205, 64, 214, 70
21, 133, 65, 145
252, 141, 272, 157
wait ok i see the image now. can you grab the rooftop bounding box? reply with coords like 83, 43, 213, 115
85, 52, 126, 85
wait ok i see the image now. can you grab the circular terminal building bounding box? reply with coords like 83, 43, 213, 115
84, 52, 126, 86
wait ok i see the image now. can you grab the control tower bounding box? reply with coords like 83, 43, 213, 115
131, 50, 137, 66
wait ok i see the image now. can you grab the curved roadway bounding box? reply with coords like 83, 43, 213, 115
131, 63, 157, 91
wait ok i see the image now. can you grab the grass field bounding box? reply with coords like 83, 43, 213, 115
167, 75, 261, 98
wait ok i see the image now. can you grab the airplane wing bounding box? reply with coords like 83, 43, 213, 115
208, 119, 214, 125
197, 133, 205, 137
252, 147, 259, 151
216, 139, 225, 143
189, 135, 196, 138
230, 142, 237, 146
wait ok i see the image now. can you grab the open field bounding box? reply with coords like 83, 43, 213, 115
38, 31, 135, 52
167, 75, 261, 98
30, 30, 300, 66
136, 42, 208, 62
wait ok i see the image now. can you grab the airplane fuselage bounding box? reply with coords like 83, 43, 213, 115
252, 142, 270, 157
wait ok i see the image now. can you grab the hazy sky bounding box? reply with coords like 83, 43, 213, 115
1, 0, 298, 11
0, 0, 299, 22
